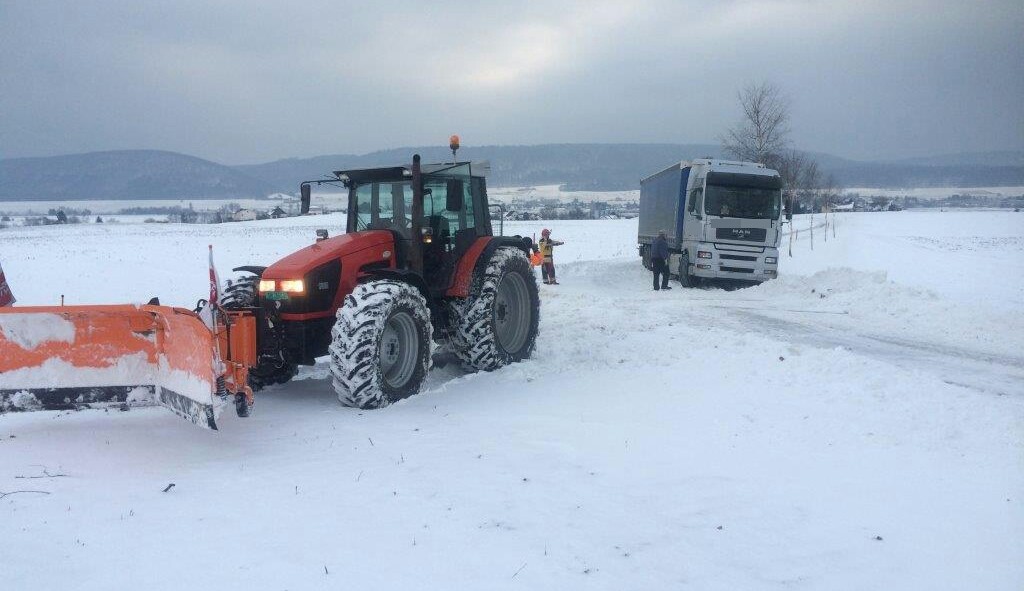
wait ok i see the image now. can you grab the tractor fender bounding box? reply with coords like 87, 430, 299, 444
446, 236, 531, 298
231, 265, 267, 276
359, 268, 431, 304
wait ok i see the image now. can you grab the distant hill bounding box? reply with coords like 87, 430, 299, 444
234, 143, 727, 192
893, 150, 1024, 167
237, 145, 1024, 192
0, 150, 273, 201
2, 146, 1021, 202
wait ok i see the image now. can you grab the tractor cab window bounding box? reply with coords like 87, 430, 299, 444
353, 181, 414, 235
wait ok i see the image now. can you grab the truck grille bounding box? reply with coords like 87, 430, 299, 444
719, 254, 757, 262
715, 228, 767, 242
720, 266, 755, 274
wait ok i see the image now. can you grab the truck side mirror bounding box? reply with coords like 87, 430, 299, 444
445, 179, 464, 211
300, 183, 311, 215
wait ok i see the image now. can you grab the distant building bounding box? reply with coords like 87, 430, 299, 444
232, 209, 258, 222
270, 206, 288, 219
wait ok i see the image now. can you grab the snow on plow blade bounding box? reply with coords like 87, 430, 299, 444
0, 305, 226, 429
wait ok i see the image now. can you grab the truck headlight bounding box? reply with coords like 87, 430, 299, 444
765, 257, 777, 264
258, 280, 276, 293
763, 269, 776, 276
697, 251, 712, 259
279, 279, 305, 293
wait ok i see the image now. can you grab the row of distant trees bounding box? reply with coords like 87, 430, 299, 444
720, 82, 840, 215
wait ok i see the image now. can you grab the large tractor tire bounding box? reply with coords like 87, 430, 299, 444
330, 280, 433, 409
221, 268, 297, 390
222, 273, 260, 309
449, 246, 540, 371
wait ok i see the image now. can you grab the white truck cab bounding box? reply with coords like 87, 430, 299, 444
638, 159, 784, 285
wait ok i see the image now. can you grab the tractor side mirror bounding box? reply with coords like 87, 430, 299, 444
300, 183, 311, 215
445, 179, 464, 211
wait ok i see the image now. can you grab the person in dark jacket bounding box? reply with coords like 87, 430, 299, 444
651, 230, 671, 291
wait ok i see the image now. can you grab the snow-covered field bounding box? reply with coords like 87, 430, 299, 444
1, 211, 1022, 590
0, 197, 290, 215
842, 186, 1024, 200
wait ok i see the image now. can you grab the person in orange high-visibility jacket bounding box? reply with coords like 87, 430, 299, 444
538, 228, 564, 285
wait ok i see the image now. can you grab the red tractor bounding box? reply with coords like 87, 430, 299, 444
221, 155, 540, 408
0, 153, 538, 427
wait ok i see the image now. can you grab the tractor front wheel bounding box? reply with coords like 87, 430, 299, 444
330, 280, 433, 409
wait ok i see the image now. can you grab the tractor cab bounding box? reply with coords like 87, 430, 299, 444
336, 161, 493, 294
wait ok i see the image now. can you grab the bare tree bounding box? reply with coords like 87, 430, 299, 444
722, 82, 791, 166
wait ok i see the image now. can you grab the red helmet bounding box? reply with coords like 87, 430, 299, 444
541, 228, 551, 236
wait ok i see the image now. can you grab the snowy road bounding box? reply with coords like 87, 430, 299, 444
1, 211, 1022, 590
727, 307, 1024, 397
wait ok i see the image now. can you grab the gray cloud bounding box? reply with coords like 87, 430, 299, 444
1, 0, 1021, 163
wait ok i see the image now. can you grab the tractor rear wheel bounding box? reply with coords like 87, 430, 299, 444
330, 280, 433, 409
449, 247, 540, 371
222, 273, 260, 308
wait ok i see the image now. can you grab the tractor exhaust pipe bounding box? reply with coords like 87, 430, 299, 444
409, 154, 424, 274
300, 183, 311, 215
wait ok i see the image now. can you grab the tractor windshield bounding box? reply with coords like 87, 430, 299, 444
351, 181, 414, 234
346, 163, 478, 238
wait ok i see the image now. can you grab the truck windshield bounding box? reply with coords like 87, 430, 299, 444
704, 184, 781, 219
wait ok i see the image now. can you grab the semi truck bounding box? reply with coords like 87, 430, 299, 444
638, 159, 785, 286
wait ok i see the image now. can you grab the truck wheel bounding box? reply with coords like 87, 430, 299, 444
448, 247, 540, 371
330, 280, 433, 409
678, 253, 702, 288
221, 269, 297, 390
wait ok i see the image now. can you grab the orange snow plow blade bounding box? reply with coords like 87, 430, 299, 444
0, 304, 252, 430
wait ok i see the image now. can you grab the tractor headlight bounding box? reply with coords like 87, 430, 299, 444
697, 251, 712, 259
279, 279, 305, 294
258, 280, 276, 293
765, 257, 777, 264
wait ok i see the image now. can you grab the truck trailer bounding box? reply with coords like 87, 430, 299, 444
638, 159, 785, 286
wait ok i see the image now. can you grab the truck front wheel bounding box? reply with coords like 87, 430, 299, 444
678, 253, 702, 288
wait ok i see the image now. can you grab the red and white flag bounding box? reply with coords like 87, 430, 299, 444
208, 244, 221, 307
0, 260, 15, 307
198, 246, 222, 330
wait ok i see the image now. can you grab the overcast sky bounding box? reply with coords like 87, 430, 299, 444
1, 0, 1021, 164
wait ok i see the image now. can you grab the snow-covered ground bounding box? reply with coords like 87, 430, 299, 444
1, 211, 1022, 590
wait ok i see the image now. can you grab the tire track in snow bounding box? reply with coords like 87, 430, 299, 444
726, 309, 1024, 397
